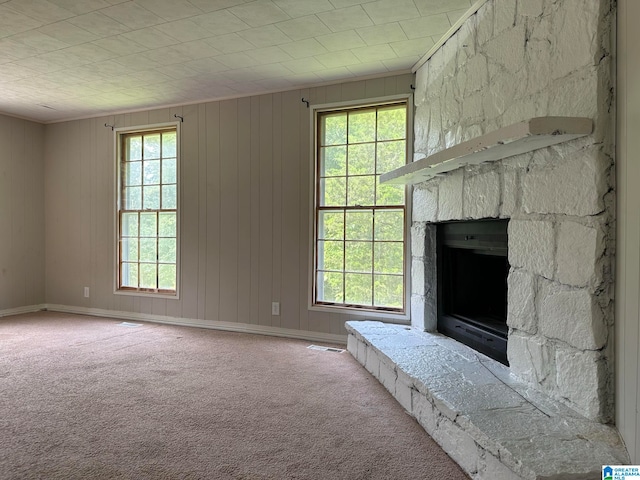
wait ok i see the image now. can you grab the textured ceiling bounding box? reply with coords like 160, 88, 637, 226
0, 0, 473, 123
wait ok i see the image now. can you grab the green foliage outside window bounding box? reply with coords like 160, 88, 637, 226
119, 129, 178, 294
315, 103, 407, 311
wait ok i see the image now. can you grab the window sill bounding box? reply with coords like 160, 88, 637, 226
309, 303, 409, 322
114, 289, 180, 300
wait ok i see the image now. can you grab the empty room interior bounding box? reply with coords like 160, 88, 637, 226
2, 0, 640, 478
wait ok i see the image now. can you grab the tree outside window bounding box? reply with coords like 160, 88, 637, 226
315, 102, 407, 312
118, 127, 178, 295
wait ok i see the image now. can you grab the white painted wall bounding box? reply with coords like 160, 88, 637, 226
0, 114, 45, 312
43, 74, 413, 338
616, 0, 640, 462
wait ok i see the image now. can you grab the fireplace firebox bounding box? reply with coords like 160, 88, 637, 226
437, 219, 510, 365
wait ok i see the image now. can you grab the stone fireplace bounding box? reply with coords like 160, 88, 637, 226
346, 0, 628, 478
406, 0, 615, 425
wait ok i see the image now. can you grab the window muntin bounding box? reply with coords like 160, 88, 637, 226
118, 128, 178, 295
314, 103, 407, 312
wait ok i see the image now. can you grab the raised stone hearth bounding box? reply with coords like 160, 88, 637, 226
346, 321, 629, 480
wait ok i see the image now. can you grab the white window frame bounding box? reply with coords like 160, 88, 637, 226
308, 95, 413, 321
114, 121, 181, 299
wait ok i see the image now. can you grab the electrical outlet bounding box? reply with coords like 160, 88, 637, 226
83, 287, 90, 298
271, 302, 280, 315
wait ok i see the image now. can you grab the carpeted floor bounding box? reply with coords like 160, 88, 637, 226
0, 312, 469, 479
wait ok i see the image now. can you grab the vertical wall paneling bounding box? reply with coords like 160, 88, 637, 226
219, 99, 239, 323
258, 94, 274, 326
298, 88, 311, 332
179, 105, 200, 320
237, 97, 252, 324
617, 0, 640, 460
196, 104, 208, 320
79, 119, 93, 308
42, 74, 413, 337
10, 120, 26, 306
271, 92, 283, 328
249, 97, 261, 326
204, 102, 221, 323
365, 77, 387, 98
280, 90, 302, 330
0, 114, 44, 311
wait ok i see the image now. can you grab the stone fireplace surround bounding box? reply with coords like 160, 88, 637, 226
346, 0, 630, 478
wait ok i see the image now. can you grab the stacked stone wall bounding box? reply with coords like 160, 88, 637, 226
411, 0, 615, 422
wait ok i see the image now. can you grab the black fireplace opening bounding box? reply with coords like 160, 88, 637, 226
437, 219, 510, 365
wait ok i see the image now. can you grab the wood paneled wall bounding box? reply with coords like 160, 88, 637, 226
43, 74, 413, 336
0, 114, 45, 311
616, 0, 640, 461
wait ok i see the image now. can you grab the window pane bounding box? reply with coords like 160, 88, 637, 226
158, 264, 176, 290
320, 146, 346, 177
140, 263, 157, 288
158, 238, 176, 263
345, 210, 373, 240
124, 161, 141, 186
318, 211, 344, 240
345, 241, 372, 273
344, 273, 372, 305
317, 271, 343, 303
321, 113, 347, 146
347, 175, 375, 206
139, 212, 157, 237
121, 238, 138, 262
374, 274, 403, 308
124, 186, 141, 210
348, 110, 376, 144
374, 242, 403, 274
127, 136, 142, 161
376, 181, 404, 206
144, 134, 161, 160
319, 177, 346, 206
162, 158, 176, 184
162, 185, 177, 209
317, 240, 343, 271
374, 210, 404, 241
143, 185, 160, 210
163, 131, 177, 157
377, 106, 406, 141
139, 238, 157, 262
376, 140, 405, 174
159, 212, 176, 237
121, 262, 138, 287
121, 212, 138, 237
348, 143, 375, 175
143, 160, 160, 185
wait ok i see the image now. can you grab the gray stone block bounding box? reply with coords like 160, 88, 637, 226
437, 169, 464, 220
556, 221, 603, 288
507, 269, 537, 333
538, 282, 606, 351
413, 186, 438, 222
508, 220, 555, 279
463, 170, 501, 219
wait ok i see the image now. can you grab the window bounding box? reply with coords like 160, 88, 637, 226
313, 101, 407, 313
117, 126, 178, 295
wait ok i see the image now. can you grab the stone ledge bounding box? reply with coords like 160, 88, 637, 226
346, 321, 629, 480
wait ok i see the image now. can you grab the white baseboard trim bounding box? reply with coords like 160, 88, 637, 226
44, 304, 348, 345
0, 304, 46, 318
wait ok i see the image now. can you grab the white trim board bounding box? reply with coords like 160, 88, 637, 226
0, 304, 47, 318
44, 304, 348, 345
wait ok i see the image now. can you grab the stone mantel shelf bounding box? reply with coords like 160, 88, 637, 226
380, 116, 593, 185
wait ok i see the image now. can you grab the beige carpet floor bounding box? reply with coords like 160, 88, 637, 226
0, 311, 469, 480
